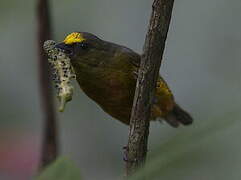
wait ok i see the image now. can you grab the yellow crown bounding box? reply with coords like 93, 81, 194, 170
63, 32, 85, 45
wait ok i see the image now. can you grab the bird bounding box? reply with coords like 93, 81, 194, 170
55, 32, 193, 127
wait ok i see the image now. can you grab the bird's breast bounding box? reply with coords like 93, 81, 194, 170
75, 65, 136, 123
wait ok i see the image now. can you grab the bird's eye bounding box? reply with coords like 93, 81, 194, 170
79, 43, 88, 50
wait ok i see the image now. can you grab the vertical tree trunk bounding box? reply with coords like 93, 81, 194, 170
37, 0, 58, 168
126, 0, 175, 176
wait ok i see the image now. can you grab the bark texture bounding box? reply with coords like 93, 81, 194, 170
37, 0, 58, 168
126, 0, 175, 176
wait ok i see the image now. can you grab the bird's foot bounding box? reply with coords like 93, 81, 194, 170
123, 146, 128, 162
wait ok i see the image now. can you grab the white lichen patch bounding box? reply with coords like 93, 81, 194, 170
43, 40, 76, 112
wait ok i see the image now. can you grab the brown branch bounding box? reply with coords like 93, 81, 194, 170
37, 0, 58, 168
126, 0, 175, 176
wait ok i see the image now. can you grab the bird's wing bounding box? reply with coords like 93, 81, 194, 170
119, 46, 141, 68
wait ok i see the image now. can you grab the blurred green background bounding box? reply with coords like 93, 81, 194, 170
0, 0, 241, 179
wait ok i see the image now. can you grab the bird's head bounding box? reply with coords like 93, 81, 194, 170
55, 32, 117, 68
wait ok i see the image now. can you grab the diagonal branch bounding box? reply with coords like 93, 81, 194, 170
37, 0, 58, 168
126, 0, 175, 176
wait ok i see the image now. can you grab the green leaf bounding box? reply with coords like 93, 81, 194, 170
36, 157, 82, 180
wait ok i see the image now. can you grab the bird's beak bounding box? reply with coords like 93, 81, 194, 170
55, 42, 73, 56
